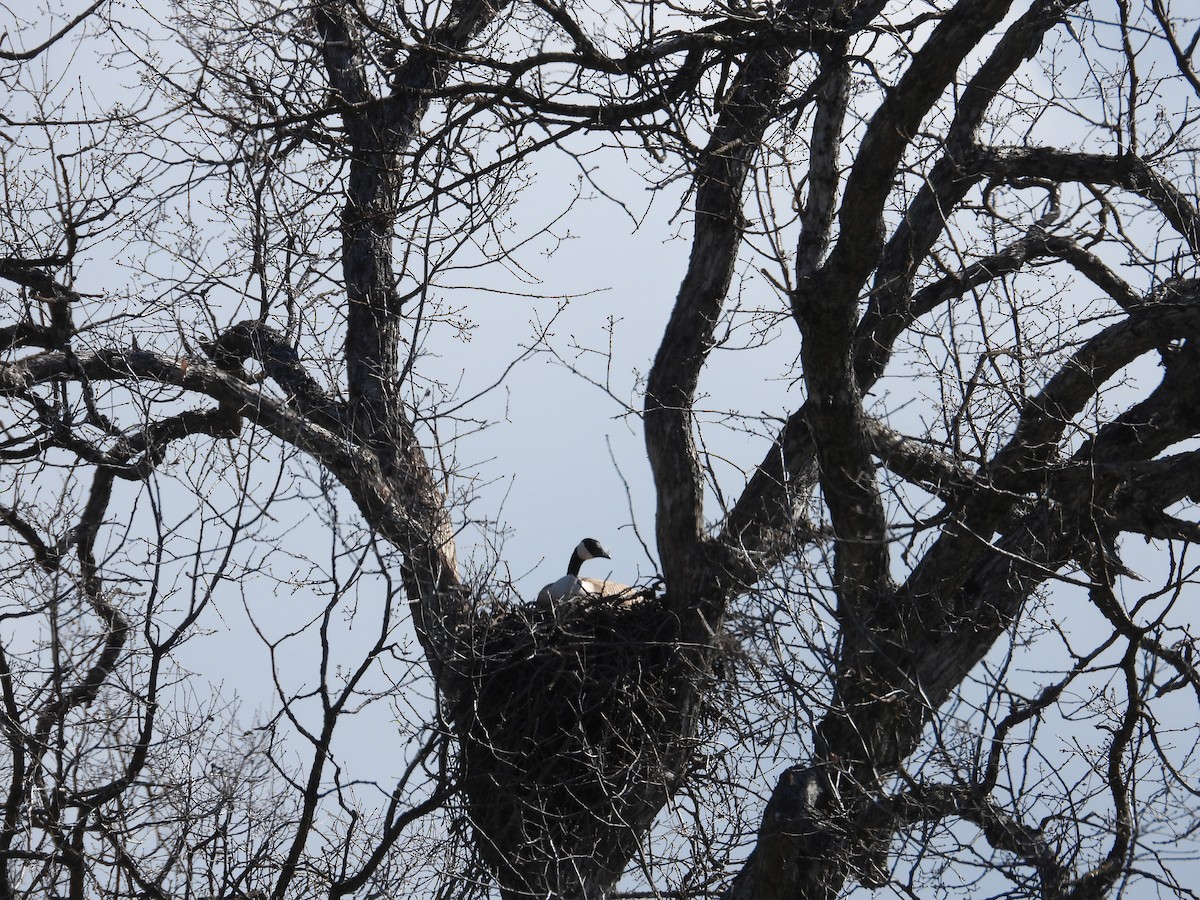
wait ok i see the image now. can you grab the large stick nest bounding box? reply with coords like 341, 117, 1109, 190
452, 591, 711, 895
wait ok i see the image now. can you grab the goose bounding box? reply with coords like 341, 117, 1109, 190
537, 538, 640, 605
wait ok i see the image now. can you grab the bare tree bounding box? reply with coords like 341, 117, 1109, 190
2, 0, 1200, 898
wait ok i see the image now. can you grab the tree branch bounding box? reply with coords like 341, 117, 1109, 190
644, 5, 802, 615
856, 0, 1087, 386
977, 146, 1200, 253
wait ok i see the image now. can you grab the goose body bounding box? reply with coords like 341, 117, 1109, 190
537, 538, 638, 605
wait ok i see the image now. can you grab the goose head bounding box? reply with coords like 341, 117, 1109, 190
567, 537, 611, 576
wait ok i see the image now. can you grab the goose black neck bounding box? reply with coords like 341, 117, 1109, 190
567, 550, 585, 577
